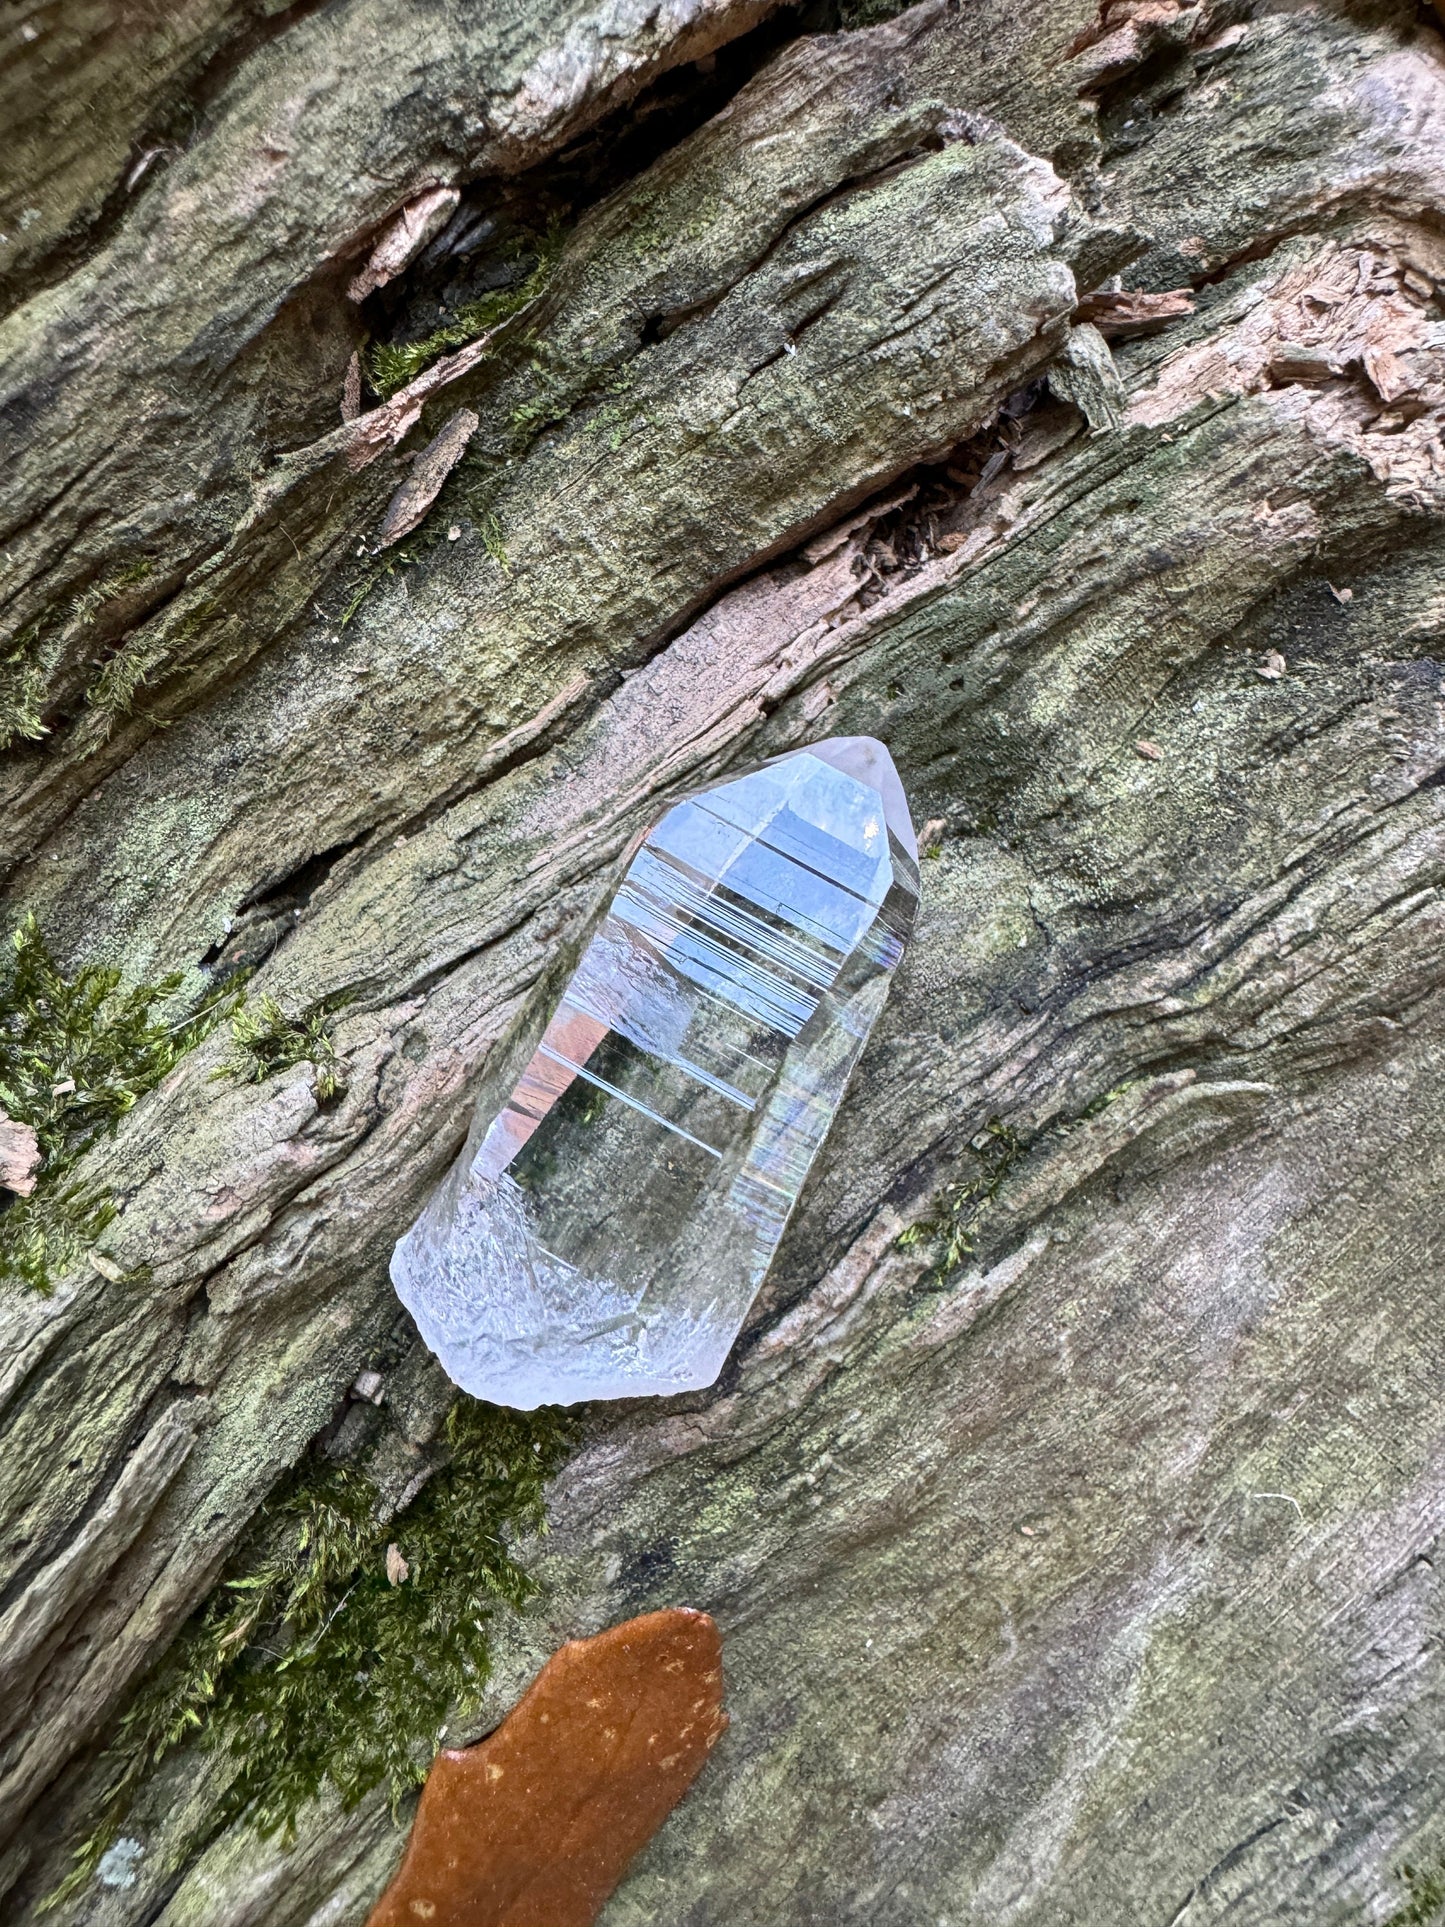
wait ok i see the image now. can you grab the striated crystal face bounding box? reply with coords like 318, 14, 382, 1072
390, 737, 920, 1408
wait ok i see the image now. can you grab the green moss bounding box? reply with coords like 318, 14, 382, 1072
214, 992, 347, 1100
2, 619, 58, 747
478, 512, 509, 571
80, 590, 222, 735
897, 1081, 1145, 1283
4, 559, 160, 746
899, 1118, 1025, 1277
1384, 1864, 1445, 1927
0, 1183, 118, 1298
506, 360, 633, 465
87, 631, 172, 720
0, 916, 238, 1293
367, 222, 568, 401
69, 557, 154, 628
339, 535, 436, 627
506, 361, 581, 449
836, 0, 918, 24
47, 1398, 577, 1910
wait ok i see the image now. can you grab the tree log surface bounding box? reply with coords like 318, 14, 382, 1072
1, 0, 1443, 1918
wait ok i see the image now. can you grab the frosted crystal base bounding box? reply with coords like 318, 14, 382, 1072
390, 738, 920, 1407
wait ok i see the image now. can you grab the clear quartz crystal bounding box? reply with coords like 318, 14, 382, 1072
390, 737, 920, 1408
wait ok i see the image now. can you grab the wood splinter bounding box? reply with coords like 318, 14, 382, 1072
0, 1112, 41, 1197
367, 1607, 727, 1927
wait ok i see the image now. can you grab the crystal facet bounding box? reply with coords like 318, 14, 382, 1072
390, 737, 920, 1408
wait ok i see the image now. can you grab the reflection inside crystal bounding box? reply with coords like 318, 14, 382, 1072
390, 736, 920, 1408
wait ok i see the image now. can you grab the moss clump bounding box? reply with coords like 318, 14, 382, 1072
367, 222, 568, 400
837, 0, 920, 24
0, 1183, 119, 1299
87, 631, 171, 720
1384, 1864, 1445, 1927
86, 590, 222, 730
339, 531, 441, 627
506, 355, 584, 449
2, 620, 58, 747
50, 1399, 576, 1910
214, 992, 347, 1100
899, 1118, 1025, 1278
897, 1081, 1150, 1285
478, 512, 509, 571
69, 557, 153, 627
4, 558, 158, 747
0, 916, 237, 1292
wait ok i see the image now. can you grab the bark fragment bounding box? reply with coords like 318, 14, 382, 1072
366, 1611, 726, 1927
377, 408, 480, 549
1075, 287, 1196, 336
0, 1115, 40, 1197
1048, 321, 1125, 430
348, 188, 462, 303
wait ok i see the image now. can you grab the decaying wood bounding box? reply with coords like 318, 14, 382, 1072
1, 0, 1443, 1920
348, 188, 462, 304
0, 1116, 40, 1198
377, 407, 480, 549
1074, 286, 1196, 335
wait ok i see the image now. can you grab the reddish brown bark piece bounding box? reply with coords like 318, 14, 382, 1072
377, 406, 479, 549
1075, 288, 1195, 338
367, 1608, 727, 1927
0, 1112, 40, 1197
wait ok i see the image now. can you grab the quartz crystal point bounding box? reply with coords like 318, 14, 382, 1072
390, 737, 919, 1407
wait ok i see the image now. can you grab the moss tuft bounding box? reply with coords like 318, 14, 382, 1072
1383, 1863, 1445, 1927
506, 359, 582, 449
2, 620, 58, 747
340, 534, 436, 627
0, 916, 238, 1293
87, 632, 172, 720
4, 557, 159, 747
214, 991, 347, 1100
478, 512, 510, 571
0, 1182, 118, 1298
899, 1118, 1025, 1278
898, 1082, 1147, 1284
48, 1399, 577, 1909
69, 557, 154, 628
836, 0, 918, 24
82, 591, 223, 733
367, 221, 568, 401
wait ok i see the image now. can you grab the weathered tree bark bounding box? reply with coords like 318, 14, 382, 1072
2, 0, 1443, 1918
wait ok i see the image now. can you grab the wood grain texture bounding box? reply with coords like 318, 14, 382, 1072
0, 0, 1443, 1919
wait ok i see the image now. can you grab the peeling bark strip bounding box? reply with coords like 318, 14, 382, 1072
367, 1611, 726, 1927
349, 188, 462, 303
0, 1115, 40, 1196
1074, 286, 1195, 335
378, 408, 480, 548
1, 0, 1444, 1919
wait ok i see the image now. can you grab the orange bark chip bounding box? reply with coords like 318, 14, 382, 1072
367, 1608, 727, 1927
